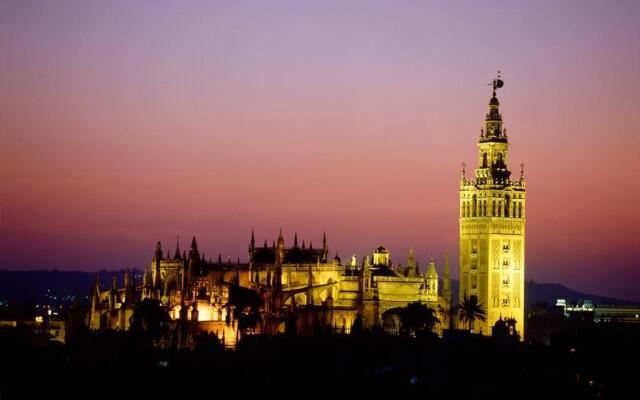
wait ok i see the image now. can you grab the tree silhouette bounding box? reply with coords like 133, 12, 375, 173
224, 282, 263, 336
400, 302, 440, 337
129, 299, 170, 340
458, 294, 487, 332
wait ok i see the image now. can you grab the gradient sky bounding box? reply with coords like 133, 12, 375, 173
1, 1, 639, 301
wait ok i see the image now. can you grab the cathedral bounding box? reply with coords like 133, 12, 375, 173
86, 75, 525, 343
88, 233, 453, 345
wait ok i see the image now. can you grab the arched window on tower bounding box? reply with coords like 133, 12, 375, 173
482, 153, 488, 168
472, 195, 477, 217
519, 202, 523, 218
505, 195, 511, 217
492, 200, 496, 216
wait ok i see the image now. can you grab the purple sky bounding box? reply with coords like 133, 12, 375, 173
1, 1, 639, 300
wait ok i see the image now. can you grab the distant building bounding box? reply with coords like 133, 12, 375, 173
526, 300, 640, 345
556, 299, 640, 324
0, 307, 65, 344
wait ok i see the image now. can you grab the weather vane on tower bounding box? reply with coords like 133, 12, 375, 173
489, 70, 504, 96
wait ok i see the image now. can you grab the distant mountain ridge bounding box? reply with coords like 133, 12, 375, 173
0, 270, 636, 307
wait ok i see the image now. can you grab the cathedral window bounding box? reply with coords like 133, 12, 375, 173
482, 153, 488, 168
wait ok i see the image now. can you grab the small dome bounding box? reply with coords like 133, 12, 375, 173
489, 96, 500, 106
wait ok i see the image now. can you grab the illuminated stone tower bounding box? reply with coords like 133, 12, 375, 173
459, 74, 526, 337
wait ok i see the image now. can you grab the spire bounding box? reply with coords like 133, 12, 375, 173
174, 235, 181, 260
475, 72, 512, 185
94, 272, 101, 294
406, 248, 416, 277
322, 231, 328, 262
276, 229, 285, 265
155, 241, 163, 261
277, 229, 285, 248
301, 240, 305, 249
444, 251, 451, 277
293, 233, 298, 248
124, 269, 129, 287
426, 258, 438, 279
191, 236, 198, 251
482, 71, 506, 142
189, 236, 200, 261
250, 229, 255, 250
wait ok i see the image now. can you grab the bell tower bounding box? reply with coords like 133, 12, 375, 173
459, 73, 526, 337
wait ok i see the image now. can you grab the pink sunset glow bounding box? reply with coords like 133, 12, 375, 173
0, 1, 639, 300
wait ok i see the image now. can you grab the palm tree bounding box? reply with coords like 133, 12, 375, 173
458, 294, 487, 332
400, 302, 440, 337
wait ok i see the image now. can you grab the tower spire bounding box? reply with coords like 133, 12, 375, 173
483, 72, 505, 141
322, 231, 328, 262
174, 235, 181, 260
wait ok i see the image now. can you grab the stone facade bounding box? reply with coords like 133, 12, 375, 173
87, 232, 452, 343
